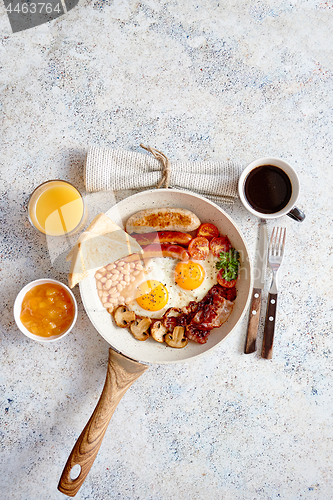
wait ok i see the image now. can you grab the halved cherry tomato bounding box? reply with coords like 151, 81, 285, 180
217, 269, 237, 288
209, 236, 232, 257
188, 236, 210, 260
196, 223, 219, 241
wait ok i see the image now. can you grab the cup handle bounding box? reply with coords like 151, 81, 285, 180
287, 206, 305, 222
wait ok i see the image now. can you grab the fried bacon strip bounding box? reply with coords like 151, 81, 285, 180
162, 284, 235, 344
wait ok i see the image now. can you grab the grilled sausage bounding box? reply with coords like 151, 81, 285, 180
125, 208, 201, 234
122, 244, 189, 263
131, 231, 193, 246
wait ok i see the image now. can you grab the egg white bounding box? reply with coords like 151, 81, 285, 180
179, 253, 220, 301
127, 255, 219, 319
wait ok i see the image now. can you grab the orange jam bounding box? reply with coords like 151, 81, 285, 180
20, 283, 75, 338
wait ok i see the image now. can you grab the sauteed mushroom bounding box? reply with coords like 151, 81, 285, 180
130, 317, 152, 341
114, 306, 136, 328
150, 321, 167, 343
165, 326, 188, 349
164, 307, 181, 318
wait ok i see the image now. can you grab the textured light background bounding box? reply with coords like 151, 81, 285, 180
1, 1, 333, 499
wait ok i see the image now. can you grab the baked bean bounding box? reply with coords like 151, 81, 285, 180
136, 263, 143, 270
105, 280, 112, 290
129, 262, 135, 269
111, 275, 119, 282
98, 290, 103, 297
130, 275, 136, 282
101, 277, 107, 283
111, 269, 119, 275
123, 268, 130, 275
120, 280, 127, 286
97, 282, 102, 290
132, 270, 140, 276
117, 261, 125, 267
124, 275, 131, 283
117, 284, 123, 292
110, 287, 118, 295
101, 296, 108, 303
95, 273, 102, 279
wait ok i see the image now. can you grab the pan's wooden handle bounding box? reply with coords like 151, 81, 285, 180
58, 349, 148, 497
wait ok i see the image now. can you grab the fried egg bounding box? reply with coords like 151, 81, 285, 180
127, 255, 219, 319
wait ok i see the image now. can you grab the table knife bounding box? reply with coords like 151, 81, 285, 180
244, 219, 268, 354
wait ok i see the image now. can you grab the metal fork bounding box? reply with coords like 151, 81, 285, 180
262, 227, 286, 359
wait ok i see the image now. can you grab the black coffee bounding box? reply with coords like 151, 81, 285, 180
244, 165, 292, 214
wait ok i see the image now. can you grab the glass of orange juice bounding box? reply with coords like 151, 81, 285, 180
28, 180, 87, 236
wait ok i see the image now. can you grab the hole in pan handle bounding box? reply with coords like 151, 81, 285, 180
57, 349, 148, 497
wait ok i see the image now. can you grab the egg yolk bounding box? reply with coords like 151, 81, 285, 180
136, 280, 169, 311
175, 261, 205, 290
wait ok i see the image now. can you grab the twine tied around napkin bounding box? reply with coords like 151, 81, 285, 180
84, 145, 242, 204
139, 144, 171, 188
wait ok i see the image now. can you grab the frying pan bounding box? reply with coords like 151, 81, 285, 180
58, 189, 252, 496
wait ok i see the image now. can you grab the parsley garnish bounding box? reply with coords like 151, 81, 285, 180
216, 249, 240, 281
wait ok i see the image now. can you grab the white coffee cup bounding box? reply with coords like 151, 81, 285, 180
238, 157, 305, 222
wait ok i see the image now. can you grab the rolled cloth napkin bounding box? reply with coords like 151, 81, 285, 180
84, 145, 242, 204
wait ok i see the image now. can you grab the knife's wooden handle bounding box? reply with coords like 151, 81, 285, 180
58, 349, 148, 497
262, 293, 278, 359
244, 288, 262, 354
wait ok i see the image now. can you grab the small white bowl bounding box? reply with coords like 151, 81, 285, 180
13, 279, 78, 342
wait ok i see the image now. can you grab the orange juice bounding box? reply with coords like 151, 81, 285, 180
28, 180, 85, 236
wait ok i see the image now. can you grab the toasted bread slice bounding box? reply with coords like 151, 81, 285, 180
67, 213, 142, 288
